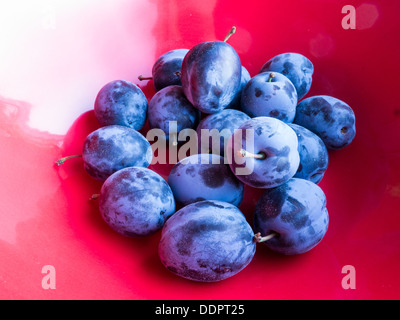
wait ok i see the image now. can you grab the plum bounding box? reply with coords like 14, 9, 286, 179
147, 85, 200, 143
168, 154, 244, 206
259, 52, 314, 100
94, 80, 147, 130
240, 71, 298, 122
294, 95, 356, 150
99, 167, 175, 237
289, 123, 329, 184
254, 178, 329, 255
159, 200, 256, 282
227, 117, 300, 189
181, 40, 242, 113
228, 66, 251, 109
82, 125, 152, 181
196, 109, 250, 157
150, 49, 189, 91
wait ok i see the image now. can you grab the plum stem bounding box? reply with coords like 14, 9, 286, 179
89, 194, 100, 201
138, 75, 153, 81
253, 232, 277, 243
268, 73, 275, 82
238, 149, 266, 160
223, 26, 236, 42
55, 154, 82, 166
174, 71, 181, 77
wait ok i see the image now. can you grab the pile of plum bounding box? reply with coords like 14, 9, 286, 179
57, 27, 356, 282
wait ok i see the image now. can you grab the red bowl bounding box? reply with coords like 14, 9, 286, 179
0, 0, 399, 300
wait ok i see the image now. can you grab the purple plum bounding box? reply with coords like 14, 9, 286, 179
99, 167, 175, 237
159, 200, 256, 282
82, 125, 152, 181
254, 178, 329, 255
168, 154, 244, 206
227, 117, 300, 189
259, 52, 314, 100
151, 49, 189, 91
240, 71, 298, 122
181, 41, 242, 113
294, 95, 356, 150
94, 80, 147, 130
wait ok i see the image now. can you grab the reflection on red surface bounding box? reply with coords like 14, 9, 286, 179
0, 0, 400, 299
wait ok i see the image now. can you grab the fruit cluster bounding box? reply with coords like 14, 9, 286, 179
57, 27, 356, 283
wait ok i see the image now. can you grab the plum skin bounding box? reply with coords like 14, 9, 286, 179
82, 125, 152, 181
294, 95, 356, 150
227, 117, 300, 189
94, 80, 147, 130
99, 167, 175, 237
158, 200, 256, 282
181, 41, 242, 114
152, 49, 189, 91
254, 178, 329, 255
196, 109, 251, 157
168, 154, 244, 207
288, 123, 329, 184
240, 71, 298, 122
228, 66, 251, 109
259, 52, 314, 100
147, 85, 200, 141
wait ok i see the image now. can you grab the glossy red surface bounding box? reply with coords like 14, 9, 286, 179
0, 0, 399, 300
